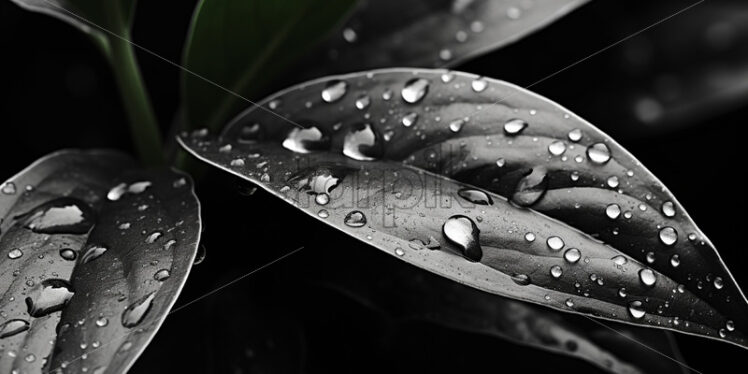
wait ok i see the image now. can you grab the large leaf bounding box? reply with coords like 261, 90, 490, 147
316, 247, 688, 374
181, 0, 357, 131
178, 68, 748, 348
0, 150, 201, 373
8, 0, 137, 53
295, 0, 589, 78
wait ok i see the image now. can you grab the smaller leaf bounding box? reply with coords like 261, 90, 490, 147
0, 150, 201, 373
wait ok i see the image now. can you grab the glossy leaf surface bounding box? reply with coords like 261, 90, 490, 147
179, 68, 748, 348
0, 150, 201, 373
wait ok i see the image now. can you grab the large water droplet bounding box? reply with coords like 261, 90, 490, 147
282, 126, 330, 154
628, 300, 646, 319
81, 245, 108, 264
586, 143, 611, 164
639, 269, 657, 287
25, 279, 74, 317
344, 211, 367, 227
0, 319, 29, 339
564, 248, 581, 263
503, 119, 527, 135
321, 80, 347, 103
401, 78, 429, 104
511, 168, 548, 207
605, 204, 621, 219
121, 292, 155, 328
457, 188, 493, 205
19, 198, 94, 234
659, 227, 677, 246
442, 215, 482, 262
546, 236, 564, 251
343, 123, 382, 161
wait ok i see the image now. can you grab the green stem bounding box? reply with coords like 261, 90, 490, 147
106, 7, 163, 165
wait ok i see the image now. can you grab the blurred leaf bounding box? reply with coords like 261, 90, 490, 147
181, 0, 357, 131
0, 150, 201, 373
180, 68, 748, 349
317, 248, 688, 374
8, 0, 136, 54
296, 0, 589, 78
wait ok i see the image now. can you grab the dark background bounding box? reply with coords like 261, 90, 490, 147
1, 0, 746, 372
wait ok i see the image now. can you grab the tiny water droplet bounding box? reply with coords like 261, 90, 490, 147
342, 27, 357, 42
122, 292, 156, 328
607, 176, 619, 188
322, 80, 347, 103
524, 232, 536, 242
230, 158, 245, 167
670, 254, 680, 268
548, 140, 567, 156
586, 143, 611, 164
568, 129, 582, 142
317, 209, 329, 218
355, 95, 371, 110
550, 265, 563, 278
506, 6, 522, 19
714, 276, 724, 290
59, 248, 77, 261
618, 288, 627, 298
661, 201, 675, 217
448, 118, 465, 133
471, 77, 488, 92
511, 274, 531, 286
565, 299, 575, 308
1, 181, 17, 195
605, 204, 621, 219
145, 231, 162, 244
394, 247, 405, 256
7, 248, 23, 259
401, 78, 429, 104
503, 118, 527, 135
344, 211, 367, 227
95, 317, 109, 327
441, 72, 455, 83
496, 158, 506, 167
154, 269, 170, 281
442, 215, 482, 262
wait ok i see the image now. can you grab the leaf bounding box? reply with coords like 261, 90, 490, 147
9, 0, 137, 53
181, 0, 357, 131
0, 150, 201, 373
296, 0, 589, 78
315, 247, 688, 374
178, 68, 748, 348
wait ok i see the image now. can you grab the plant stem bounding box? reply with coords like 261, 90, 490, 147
106, 9, 163, 165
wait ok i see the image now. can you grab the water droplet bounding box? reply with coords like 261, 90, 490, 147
0, 319, 29, 339
565, 299, 575, 308
95, 317, 109, 327
511, 168, 547, 207
19, 198, 94, 234
401, 78, 429, 104
628, 300, 646, 319
548, 141, 567, 156
154, 269, 170, 281
321, 80, 347, 103
401, 112, 418, 127
496, 158, 506, 167
646, 251, 655, 264
661, 201, 675, 217
670, 254, 680, 268
506, 6, 522, 19
564, 248, 581, 263
218, 144, 232, 153
343, 123, 382, 161
618, 288, 627, 298
315, 193, 329, 205
1, 181, 17, 195
503, 118, 527, 135
605, 204, 621, 219
193, 244, 206, 266
511, 274, 531, 286
550, 265, 563, 278
586, 143, 611, 164
439, 48, 453, 61
524, 232, 536, 242
25, 353, 35, 362
659, 227, 677, 246
394, 247, 405, 256
355, 95, 371, 110
714, 276, 724, 290
25, 279, 74, 317
546, 236, 564, 251
81, 245, 108, 264
568, 129, 582, 142
59, 248, 77, 261
606, 176, 619, 188
448, 118, 465, 133
344, 211, 367, 228
726, 320, 735, 332
441, 72, 455, 83
442, 215, 482, 262
145, 231, 162, 243
471, 77, 488, 92
128, 181, 152, 194
282, 126, 330, 154
457, 188, 493, 205
639, 269, 657, 287
317, 209, 329, 218
342, 27, 357, 42
122, 292, 155, 328
7, 248, 23, 259
230, 158, 245, 167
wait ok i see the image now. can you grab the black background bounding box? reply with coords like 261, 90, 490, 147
1, 0, 746, 373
